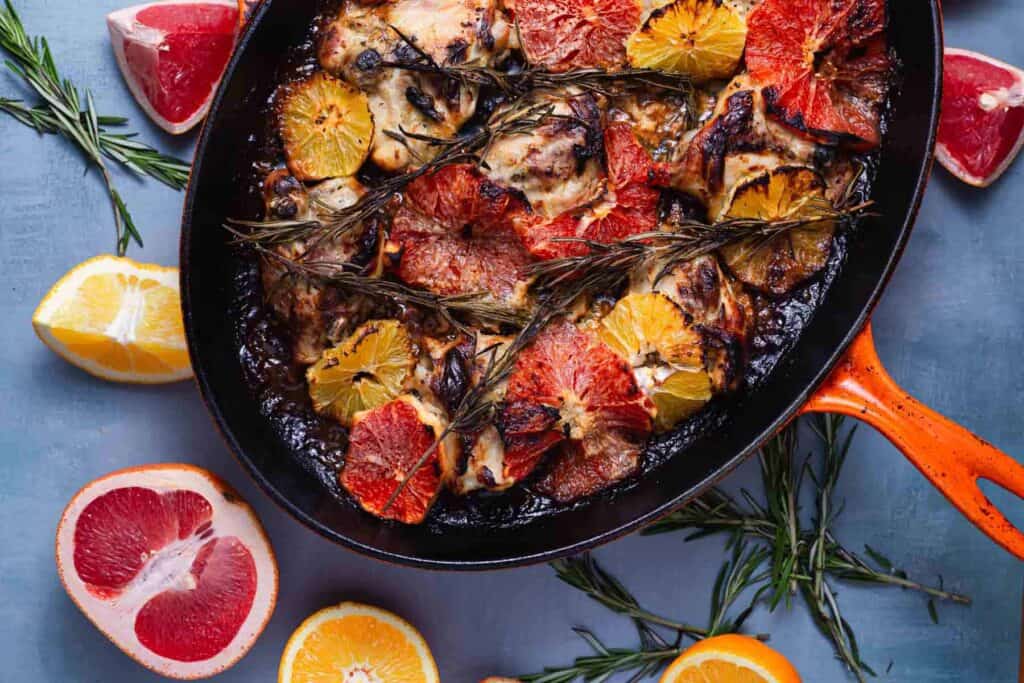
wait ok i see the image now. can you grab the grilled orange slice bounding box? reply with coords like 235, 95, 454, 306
306, 320, 415, 426
279, 72, 373, 180
627, 0, 747, 81
719, 166, 834, 294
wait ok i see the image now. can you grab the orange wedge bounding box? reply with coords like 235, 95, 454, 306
279, 602, 440, 683
661, 635, 801, 683
32, 255, 191, 383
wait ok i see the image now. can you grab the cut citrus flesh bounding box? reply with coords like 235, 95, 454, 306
280, 71, 373, 180
340, 395, 449, 524
745, 0, 890, 147
55, 464, 278, 680
514, 123, 660, 260
627, 0, 747, 82
108, 1, 238, 134
515, 0, 640, 72
279, 602, 440, 683
599, 292, 711, 430
307, 319, 415, 427
32, 255, 192, 384
500, 320, 653, 500
719, 166, 834, 294
661, 634, 801, 683
937, 48, 1024, 188
389, 164, 533, 306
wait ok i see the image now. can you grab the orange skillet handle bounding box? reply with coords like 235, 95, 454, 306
800, 323, 1024, 560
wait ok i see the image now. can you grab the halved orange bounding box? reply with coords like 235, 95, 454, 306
660, 634, 801, 683
32, 255, 191, 383
279, 71, 373, 180
627, 0, 747, 82
515, 0, 640, 72
279, 602, 440, 683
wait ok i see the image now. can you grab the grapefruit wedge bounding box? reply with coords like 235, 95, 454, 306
55, 464, 277, 679
938, 48, 1024, 187
107, 0, 239, 135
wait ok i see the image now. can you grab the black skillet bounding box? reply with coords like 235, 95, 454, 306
181, 0, 1024, 569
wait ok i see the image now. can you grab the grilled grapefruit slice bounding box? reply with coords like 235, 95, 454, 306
515, 0, 640, 72
341, 395, 453, 524
55, 464, 277, 679
745, 0, 891, 148
500, 320, 654, 499
388, 164, 534, 308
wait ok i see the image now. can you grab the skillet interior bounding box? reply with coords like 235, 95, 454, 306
181, 0, 942, 569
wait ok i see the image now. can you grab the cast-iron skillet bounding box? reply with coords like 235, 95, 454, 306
182, 0, 1024, 569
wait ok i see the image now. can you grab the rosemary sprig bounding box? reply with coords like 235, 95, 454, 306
0, 1, 189, 254
227, 101, 557, 249
384, 24, 693, 98
0, 98, 190, 190
248, 244, 529, 331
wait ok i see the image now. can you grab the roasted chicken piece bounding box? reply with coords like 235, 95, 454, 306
259, 171, 380, 364
319, 0, 513, 171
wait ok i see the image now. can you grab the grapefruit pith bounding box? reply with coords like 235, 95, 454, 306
108, 0, 239, 135
938, 48, 1024, 188
55, 464, 277, 679
745, 0, 891, 148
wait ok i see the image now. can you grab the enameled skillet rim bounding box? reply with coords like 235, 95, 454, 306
181, 0, 943, 570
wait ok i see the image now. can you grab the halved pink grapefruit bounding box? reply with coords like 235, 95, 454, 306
55, 464, 277, 679
107, 0, 239, 135
938, 48, 1024, 187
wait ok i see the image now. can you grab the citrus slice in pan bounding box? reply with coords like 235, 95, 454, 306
599, 292, 712, 430
745, 0, 890, 148
107, 0, 238, 135
660, 634, 801, 683
627, 0, 747, 82
340, 395, 451, 524
718, 166, 834, 295
306, 319, 416, 427
515, 0, 640, 72
55, 464, 278, 679
937, 48, 1024, 188
279, 71, 374, 180
279, 602, 440, 683
32, 255, 192, 384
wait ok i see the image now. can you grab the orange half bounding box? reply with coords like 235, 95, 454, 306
661, 635, 801, 683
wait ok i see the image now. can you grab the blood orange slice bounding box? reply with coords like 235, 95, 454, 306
55, 464, 277, 679
341, 395, 454, 524
108, 0, 238, 135
514, 123, 661, 260
745, 0, 891, 148
499, 320, 653, 500
515, 0, 640, 72
388, 164, 534, 309
937, 48, 1024, 188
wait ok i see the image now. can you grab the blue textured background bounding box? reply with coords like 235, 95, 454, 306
1, 0, 1022, 680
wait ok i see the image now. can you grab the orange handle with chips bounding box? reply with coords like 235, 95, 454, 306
801, 323, 1024, 560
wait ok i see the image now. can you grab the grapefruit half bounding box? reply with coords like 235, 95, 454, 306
55, 464, 277, 679
107, 0, 239, 135
938, 48, 1024, 188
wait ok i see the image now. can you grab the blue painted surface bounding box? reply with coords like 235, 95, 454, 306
1, 0, 1022, 680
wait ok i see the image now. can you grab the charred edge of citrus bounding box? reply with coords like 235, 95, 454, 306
698, 90, 756, 191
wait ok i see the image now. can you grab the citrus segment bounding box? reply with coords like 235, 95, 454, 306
719, 166, 834, 294
32, 255, 191, 383
279, 71, 373, 180
279, 602, 439, 683
627, 0, 747, 82
660, 634, 801, 683
515, 0, 640, 72
341, 395, 450, 524
745, 0, 890, 147
108, 0, 238, 134
306, 320, 416, 427
937, 48, 1024, 187
55, 464, 278, 679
